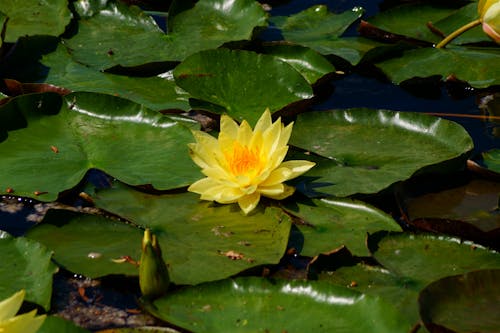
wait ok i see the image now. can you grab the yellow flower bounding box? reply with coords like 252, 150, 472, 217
0, 290, 46, 333
188, 109, 315, 214
478, 0, 500, 43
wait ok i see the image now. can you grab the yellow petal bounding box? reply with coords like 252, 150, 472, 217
238, 192, 261, 215
261, 160, 315, 186
279, 160, 316, 176
277, 122, 293, 149
266, 146, 289, 171
262, 118, 282, 155
220, 114, 239, 140
201, 166, 230, 181
0, 311, 46, 333
260, 184, 295, 200
0, 290, 24, 321
190, 131, 221, 168
254, 108, 272, 133
237, 120, 254, 146
188, 178, 220, 195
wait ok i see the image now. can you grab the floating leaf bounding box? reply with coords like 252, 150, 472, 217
483, 149, 500, 173
0, 0, 71, 42
316, 263, 422, 326
42, 44, 190, 111
93, 182, 291, 285
370, 233, 500, 284
271, 5, 369, 64
0, 235, 57, 310
174, 48, 313, 124
283, 198, 401, 257
375, 47, 500, 88
271, 6, 377, 65
367, 3, 488, 45
263, 45, 335, 85
419, 269, 500, 333
0, 92, 199, 200
27, 211, 142, 278
147, 277, 413, 332
64, 0, 267, 69
38, 315, 91, 333
290, 109, 473, 197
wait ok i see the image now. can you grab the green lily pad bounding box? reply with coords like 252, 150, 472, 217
64, 0, 267, 70
147, 277, 413, 332
263, 45, 335, 85
42, 44, 190, 111
38, 315, 91, 333
0, 0, 71, 43
27, 211, 142, 278
375, 47, 500, 88
419, 269, 500, 333
93, 182, 292, 285
0, 233, 58, 310
367, 3, 488, 45
173, 48, 313, 124
290, 108, 473, 197
316, 263, 422, 325
283, 198, 401, 257
271, 6, 370, 65
370, 233, 500, 284
483, 149, 500, 173
0, 92, 200, 200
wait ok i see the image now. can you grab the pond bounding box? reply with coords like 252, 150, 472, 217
0, 0, 499, 332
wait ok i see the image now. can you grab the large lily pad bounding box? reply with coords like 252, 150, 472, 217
42, 44, 190, 111
262, 45, 335, 85
376, 47, 500, 88
419, 269, 500, 333
0, 92, 199, 200
271, 6, 377, 65
93, 182, 292, 285
283, 198, 401, 257
0, 0, 72, 43
148, 277, 413, 332
173, 48, 313, 124
316, 263, 422, 325
290, 109, 473, 197
367, 3, 488, 45
0, 233, 58, 310
63, 0, 267, 70
27, 211, 142, 278
370, 233, 500, 284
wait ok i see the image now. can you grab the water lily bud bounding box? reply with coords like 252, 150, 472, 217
139, 229, 170, 300
0, 290, 46, 333
478, 0, 500, 43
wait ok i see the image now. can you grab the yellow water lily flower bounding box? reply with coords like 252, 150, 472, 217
188, 109, 315, 214
478, 0, 500, 43
0, 290, 46, 333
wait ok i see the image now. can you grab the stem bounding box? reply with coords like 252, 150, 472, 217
435, 19, 481, 48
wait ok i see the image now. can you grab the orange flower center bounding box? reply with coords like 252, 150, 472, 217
225, 141, 261, 176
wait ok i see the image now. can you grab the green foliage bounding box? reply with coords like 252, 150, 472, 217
0, 234, 58, 310
0, 92, 199, 200
0, 0, 71, 42
0, 0, 498, 331
290, 108, 473, 197
148, 277, 413, 332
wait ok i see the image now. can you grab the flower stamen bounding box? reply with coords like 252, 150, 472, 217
225, 141, 261, 176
